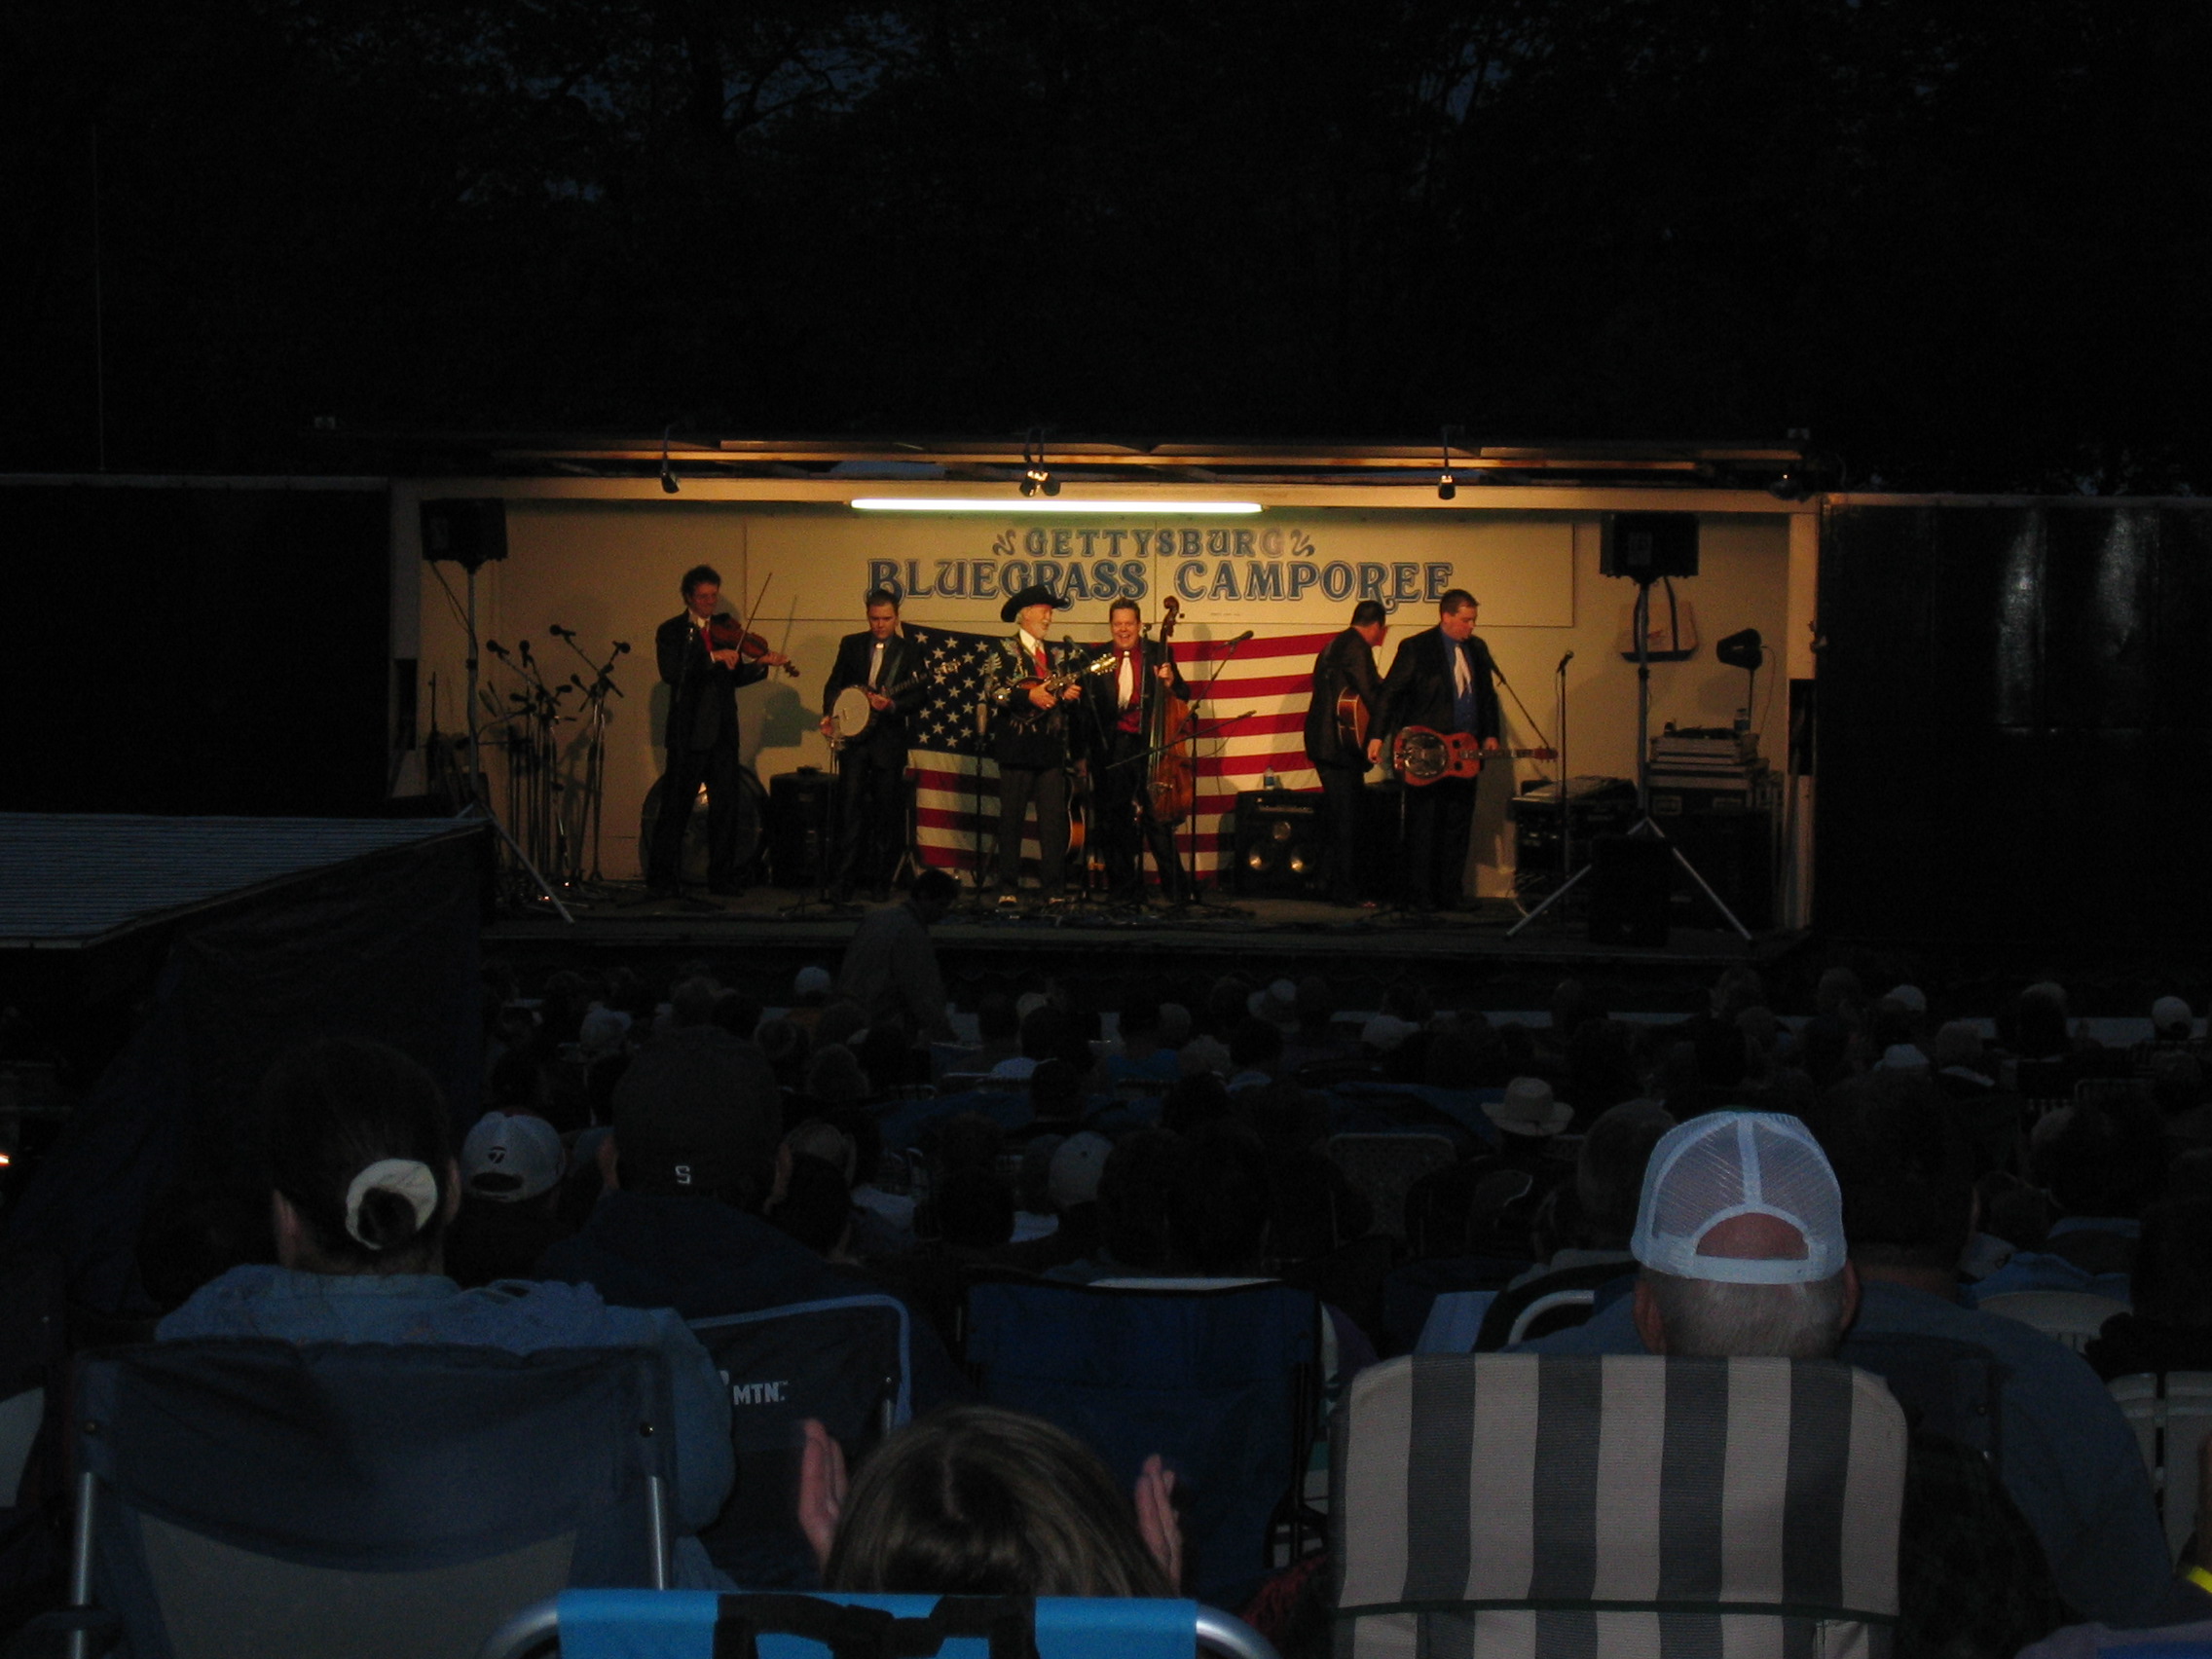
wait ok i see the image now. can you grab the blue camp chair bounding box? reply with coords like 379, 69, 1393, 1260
477, 1589, 1281, 1659
960, 1276, 1320, 1607
687, 1296, 913, 1588
40, 1339, 678, 1659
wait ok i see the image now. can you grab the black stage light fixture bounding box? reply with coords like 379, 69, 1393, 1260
1019, 427, 1058, 498
1715, 628, 1764, 673
1437, 425, 1457, 500
659, 424, 680, 494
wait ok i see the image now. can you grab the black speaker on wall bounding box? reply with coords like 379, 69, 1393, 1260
1230, 790, 1328, 896
1603, 512, 1700, 580
420, 498, 508, 571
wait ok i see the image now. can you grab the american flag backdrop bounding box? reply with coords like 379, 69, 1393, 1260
903, 622, 1341, 882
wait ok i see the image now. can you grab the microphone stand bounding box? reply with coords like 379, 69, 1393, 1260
1170, 630, 1256, 916
554, 628, 628, 890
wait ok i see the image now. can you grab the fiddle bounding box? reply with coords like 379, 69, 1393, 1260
704, 613, 799, 677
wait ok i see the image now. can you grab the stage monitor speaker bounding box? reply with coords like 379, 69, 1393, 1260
1603, 512, 1700, 581
421, 498, 508, 571
1586, 833, 1673, 946
769, 768, 833, 888
1230, 790, 1327, 897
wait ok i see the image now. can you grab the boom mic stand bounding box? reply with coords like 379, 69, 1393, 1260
553, 626, 628, 891
1508, 579, 1750, 940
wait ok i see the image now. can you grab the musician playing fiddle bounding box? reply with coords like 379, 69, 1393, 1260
1080, 598, 1193, 905
818, 588, 927, 903
645, 563, 791, 900
984, 583, 1084, 905
1302, 598, 1388, 906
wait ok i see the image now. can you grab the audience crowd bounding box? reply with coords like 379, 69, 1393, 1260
12, 872, 2212, 1657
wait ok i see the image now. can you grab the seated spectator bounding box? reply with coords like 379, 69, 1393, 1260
1023, 1058, 1087, 1139
1503, 1100, 1672, 1292
1615, 1109, 2074, 1657
997, 1131, 1110, 1273
160, 1038, 734, 1582
812, 999, 868, 1054
1049, 1128, 1184, 1282
2085, 1198, 2212, 1380
1972, 1089, 2163, 1304
987, 1005, 1064, 1083
1520, 1088, 2179, 1627
1102, 995, 1179, 1093
801, 1045, 870, 1112
1239, 1081, 1371, 1263
709, 988, 762, 1043
835, 868, 959, 1043
1161, 1072, 1232, 1136
1226, 1018, 1284, 1092
1932, 1020, 2021, 1173
1246, 979, 1300, 1035
535, 1053, 969, 1412
798, 1405, 1178, 1595
970, 992, 1021, 1074
935, 1168, 1015, 1253
1011, 1134, 1063, 1244
756, 1017, 810, 1090
767, 1154, 858, 1260
444, 1110, 571, 1288
788, 965, 834, 1030
617, 984, 780, 1130
1282, 977, 1351, 1073
1163, 1122, 1273, 1278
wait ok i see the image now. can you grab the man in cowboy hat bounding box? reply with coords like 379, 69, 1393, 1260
985, 582, 1085, 903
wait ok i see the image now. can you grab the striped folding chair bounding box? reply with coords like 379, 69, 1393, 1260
1332, 1353, 1908, 1659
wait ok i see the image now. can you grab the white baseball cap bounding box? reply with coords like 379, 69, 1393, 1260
1632, 1111, 1845, 1286
460, 1111, 566, 1203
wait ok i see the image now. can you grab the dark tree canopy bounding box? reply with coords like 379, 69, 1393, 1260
6, 0, 2207, 489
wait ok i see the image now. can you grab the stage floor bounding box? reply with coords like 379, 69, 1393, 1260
484, 878, 1806, 1005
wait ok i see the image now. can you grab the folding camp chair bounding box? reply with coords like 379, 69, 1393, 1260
1977, 1289, 2129, 1354
478, 1589, 1281, 1659
1333, 1353, 1908, 1659
961, 1276, 1321, 1607
2110, 1371, 2212, 1560
1837, 1330, 2007, 1468
1322, 1134, 1458, 1241
39, 1338, 678, 1659
687, 1296, 913, 1588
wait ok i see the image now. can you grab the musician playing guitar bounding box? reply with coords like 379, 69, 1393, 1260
1376, 588, 1501, 912
985, 583, 1085, 904
818, 587, 928, 903
1303, 599, 1389, 906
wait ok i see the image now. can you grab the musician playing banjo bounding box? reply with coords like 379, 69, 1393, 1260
1376, 588, 1500, 912
985, 582, 1084, 905
818, 587, 928, 903
1302, 598, 1388, 906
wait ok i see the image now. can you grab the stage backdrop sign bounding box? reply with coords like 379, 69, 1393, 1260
748, 512, 1573, 626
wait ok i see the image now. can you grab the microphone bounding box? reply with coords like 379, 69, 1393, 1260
1229, 630, 1255, 646
485, 640, 509, 658
613, 641, 631, 654
1558, 649, 1575, 672
519, 640, 535, 663
548, 624, 574, 640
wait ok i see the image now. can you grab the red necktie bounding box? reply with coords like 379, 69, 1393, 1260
1034, 645, 1049, 678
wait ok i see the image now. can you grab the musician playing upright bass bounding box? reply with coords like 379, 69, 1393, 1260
1303, 598, 1388, 906
818, 587, 927, 903
1080, 597, 1193, 905
985, 583, 1083, 905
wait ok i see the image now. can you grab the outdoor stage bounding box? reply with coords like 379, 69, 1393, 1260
483, 879, 1807, 1008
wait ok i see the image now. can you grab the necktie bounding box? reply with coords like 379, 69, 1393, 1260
1454, 641, 1470, 697
1034, 643, 1049, 679
869, 641, 884, 687
1118, 649, 1134, 708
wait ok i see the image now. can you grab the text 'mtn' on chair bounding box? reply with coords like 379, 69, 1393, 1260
50, 1339, 678, 1659
478, 1589, 1283, 1659
686, 1295, 914, 1588
1333, 1353, 1908, 1659
960, 1275, 1321, 1607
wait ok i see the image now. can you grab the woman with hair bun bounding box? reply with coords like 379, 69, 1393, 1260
159, 1037, 735, 1580
798, 1404, 1180, 1597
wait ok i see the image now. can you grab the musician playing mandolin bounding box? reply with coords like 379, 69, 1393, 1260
1080, 598, 1193, 905
985, 582, 1085, 904
1302, 599, 1388, 906
646, 563, 792, 899
818, 588, 928, 903
1376, 588, 1500, 912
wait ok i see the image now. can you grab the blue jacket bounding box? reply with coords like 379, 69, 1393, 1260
536, 1190, 972, 1414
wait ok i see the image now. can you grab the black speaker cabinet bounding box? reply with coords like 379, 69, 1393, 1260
1603, 512, 1700, 581
1229, 790, 1327, 896
1587, 833, 1674, 946
419, 498, 508, 571
769, 769, 834, 887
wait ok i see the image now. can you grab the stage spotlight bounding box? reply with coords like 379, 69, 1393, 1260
659, 424, 680, 494
1019, 426, 1060, 498
1437, 473, 1456, 500
1436, 424, 1457, 499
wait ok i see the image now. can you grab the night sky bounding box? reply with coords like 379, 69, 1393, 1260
8, 1, 2208, 490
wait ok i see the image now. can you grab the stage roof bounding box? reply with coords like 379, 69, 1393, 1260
0, 815, 482, 950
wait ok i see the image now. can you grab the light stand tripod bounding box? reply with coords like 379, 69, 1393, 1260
1507, 578, 1751, 940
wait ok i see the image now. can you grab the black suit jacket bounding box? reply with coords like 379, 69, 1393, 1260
1078, 638, 1190, 762
657, 612, 768, 753
822, 629, 928, 758
1380, 626, 1501, 743
1304, 627, 1383, 768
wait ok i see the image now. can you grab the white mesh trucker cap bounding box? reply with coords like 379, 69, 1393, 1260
1631, 1111, 1845, 1285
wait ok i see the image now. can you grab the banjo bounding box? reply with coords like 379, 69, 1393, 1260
830, 670, 934, 746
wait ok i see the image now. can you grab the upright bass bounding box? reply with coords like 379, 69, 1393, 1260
1146, 596, 1198, 826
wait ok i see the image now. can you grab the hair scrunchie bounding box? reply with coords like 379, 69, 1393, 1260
343, 1159, 440, 1249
